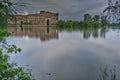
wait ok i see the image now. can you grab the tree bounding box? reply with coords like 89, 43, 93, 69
0, 30, 35, 80
84, 13, 92, 22
0, 0, 35, 80
93, 15, 100, 22
101, 15, 109, 26
0, 0, 28, 28
0, 0, 10, 27
103, 0, 120, 23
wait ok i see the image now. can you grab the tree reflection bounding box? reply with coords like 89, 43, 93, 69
58, 26, 107, 39
83, 31, 91, 39
82, 27, 101, 39
100, 28, 107, 38
92, 29, 99, 38
98, 66, 120, 80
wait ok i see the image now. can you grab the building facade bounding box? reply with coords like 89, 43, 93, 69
9, 11, 59, 26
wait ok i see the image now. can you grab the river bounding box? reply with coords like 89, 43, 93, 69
7, 26, 120, 80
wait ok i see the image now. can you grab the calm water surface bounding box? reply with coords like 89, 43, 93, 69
7, 26, 120, 80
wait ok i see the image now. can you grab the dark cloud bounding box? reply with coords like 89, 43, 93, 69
12, 0, 108, 21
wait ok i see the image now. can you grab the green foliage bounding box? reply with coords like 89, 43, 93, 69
0, 0, 13, 28
57, 20, 81, 32
0, 0, 28, 28
0, 17, 8, 28
57, 19, 108, 39
103, 0, 120, 23
101, 16, 110, 26
0, 0, 35, 79
84, 13, 92, 22
0, 30, 35, 80
57, 13, 111, 32
93, 15, 100, 22
24, 21, 32, 25
110, 23, 120, 26
0, 30, 11, 42
57, 20, 101, 30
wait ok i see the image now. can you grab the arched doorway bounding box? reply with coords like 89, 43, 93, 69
47, 19, 50, 26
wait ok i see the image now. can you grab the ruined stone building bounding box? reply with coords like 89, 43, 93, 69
9, 11, 59, 26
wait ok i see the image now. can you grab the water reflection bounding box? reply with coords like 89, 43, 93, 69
58, 27, 107, 39
7, 26, 120, 80
9, 26, 110, 40
9, 26, 58, 41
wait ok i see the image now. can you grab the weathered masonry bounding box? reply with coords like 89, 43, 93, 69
9, 11, 59, 26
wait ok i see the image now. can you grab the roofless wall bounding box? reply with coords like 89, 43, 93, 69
9, 11, 59, 26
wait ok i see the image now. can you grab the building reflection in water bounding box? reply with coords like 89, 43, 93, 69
9, 26, 58, 41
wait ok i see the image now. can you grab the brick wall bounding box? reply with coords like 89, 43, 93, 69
9, 11, 59, 26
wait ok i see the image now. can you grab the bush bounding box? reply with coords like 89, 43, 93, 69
0, 30, 35, 80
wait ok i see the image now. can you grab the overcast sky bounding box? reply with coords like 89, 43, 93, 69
12, 0, 110, 21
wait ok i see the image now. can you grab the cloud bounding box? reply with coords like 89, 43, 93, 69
14, 0, 108, 21
18, 11, 29, 15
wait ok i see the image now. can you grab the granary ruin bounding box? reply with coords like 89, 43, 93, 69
9, 11, 59, 26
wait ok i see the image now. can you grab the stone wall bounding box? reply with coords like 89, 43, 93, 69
9, 11, 59, 26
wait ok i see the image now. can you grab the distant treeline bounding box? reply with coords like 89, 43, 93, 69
56, 19, 107, 39
57, 14, 111, 29
110, 23, 120, 26
57, 20, 102, 28
57, 14, 120, 28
